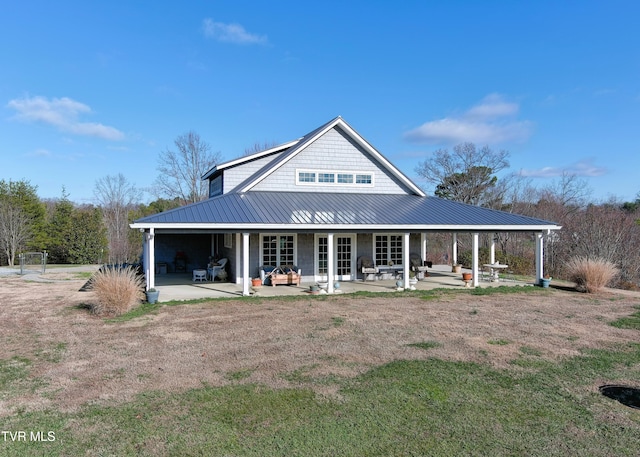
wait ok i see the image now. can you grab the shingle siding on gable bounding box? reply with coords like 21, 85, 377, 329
222, 152, 286, 193
251, 127, 410, 194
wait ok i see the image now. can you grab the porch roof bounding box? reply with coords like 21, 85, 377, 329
131, 191, 561, 232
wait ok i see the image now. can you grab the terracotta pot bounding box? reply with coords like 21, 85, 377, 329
462, 272, 472, 281
251, 278, 262, 287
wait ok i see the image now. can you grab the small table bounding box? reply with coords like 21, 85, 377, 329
483, 263, 508, 282
192, 269, 207, 282
377, 265, 402, 280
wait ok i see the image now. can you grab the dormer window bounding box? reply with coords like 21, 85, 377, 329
296, 169, 374, 187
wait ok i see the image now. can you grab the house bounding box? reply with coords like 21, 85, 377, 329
131, 116, 561, 295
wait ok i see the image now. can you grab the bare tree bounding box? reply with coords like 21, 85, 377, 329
0, 201, 31, 267
155, 131, 221, 204
415, 142, 510, 206
94, 174, 142, 264
243, 141, 279, 156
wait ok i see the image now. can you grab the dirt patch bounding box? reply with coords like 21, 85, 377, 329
1, 270, 639, 416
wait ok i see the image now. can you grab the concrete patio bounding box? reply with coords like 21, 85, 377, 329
153, 265, 532, 302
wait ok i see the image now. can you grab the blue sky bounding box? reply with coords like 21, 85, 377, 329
2, 1, 639, 204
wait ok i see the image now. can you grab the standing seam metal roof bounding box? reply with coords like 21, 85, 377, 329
133, 191, 559, 228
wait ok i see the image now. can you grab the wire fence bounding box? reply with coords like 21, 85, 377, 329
19, 251, 48, 275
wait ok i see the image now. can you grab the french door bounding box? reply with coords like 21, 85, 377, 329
316, 235, 355, 281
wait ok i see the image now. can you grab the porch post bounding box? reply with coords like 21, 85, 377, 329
490, 234, 496, 264
535, 231, 545, 285
148, 228, 155, 290
403, 232, 410, 289
452, 233, 458, 266
142, 231, 149, 290
420, 233, 427, 262
327, 233, 334, 294
472, 232, 479, 288
242, 232, 250, 296
235, 233, 242, 284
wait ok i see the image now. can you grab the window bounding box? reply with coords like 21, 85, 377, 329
298, 172, 315, 183
318, 173, 335, 183
375, 235, 403, 266
296, 169, 374, 187
262, 234, 296, 266
209, 175, 223, 197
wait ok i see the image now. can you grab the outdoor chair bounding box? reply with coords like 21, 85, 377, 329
208, 258, 228, 281
358, 256, 378, 281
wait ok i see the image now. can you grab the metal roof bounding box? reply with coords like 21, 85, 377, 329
131, 191, 561, 232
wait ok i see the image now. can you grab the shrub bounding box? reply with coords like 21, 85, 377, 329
88, 266, 145, 316
565, 256, 619, 293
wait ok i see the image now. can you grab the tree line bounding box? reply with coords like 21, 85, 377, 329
416, 143, 640, 289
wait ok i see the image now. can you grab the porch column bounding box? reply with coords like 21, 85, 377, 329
235, 233, 242, 284
535, 231, 545, 285
472, 232, 479, 288
327, 233, 334, 294
403, 232, 410, 289
420, 233, 427, 262
242, 232, 250, 296
147, 229, 155, 290
452, 233, 458, 266
490, 234, 496, 264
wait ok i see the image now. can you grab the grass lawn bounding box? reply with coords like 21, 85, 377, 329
3, 344, 640, 456
1, 283, 639, 456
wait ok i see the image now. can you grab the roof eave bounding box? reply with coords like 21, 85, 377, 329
130, 222, 562, 232
201, 139, 301, 180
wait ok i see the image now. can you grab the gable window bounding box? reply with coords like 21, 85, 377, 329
318, 173, 335, 183
298, 172, 315, 183
296, 169, 374, 187
262, 234, 296, 266
374, 234, 403, 266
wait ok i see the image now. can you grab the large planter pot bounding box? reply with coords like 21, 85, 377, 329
146, 289, 160, 304
251, 278, 262, 287
452, 265, 462, 273
462, 272, 472, 281
540, 278, 551, 288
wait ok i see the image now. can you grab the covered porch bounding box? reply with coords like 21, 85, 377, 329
149, 264, 533, 302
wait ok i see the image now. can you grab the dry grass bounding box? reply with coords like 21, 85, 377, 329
1, 268, 639, 417
566, 256, 620, 293
88, 266, 145, 316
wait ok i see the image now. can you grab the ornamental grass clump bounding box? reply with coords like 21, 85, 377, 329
89, 266, 145, 316
566, 256, 619, 293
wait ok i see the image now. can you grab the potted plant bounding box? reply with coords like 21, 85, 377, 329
146, 288, 160, 304
452, 264, 462, 273
540, 275, 552, 288
251, 277, 262, 287
462, 272, 472, 281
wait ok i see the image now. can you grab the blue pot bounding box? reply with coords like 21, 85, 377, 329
540, 278, 551, 288
146, 290, 160, 304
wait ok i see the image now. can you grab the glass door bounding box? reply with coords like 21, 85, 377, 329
316, 235, 355, 281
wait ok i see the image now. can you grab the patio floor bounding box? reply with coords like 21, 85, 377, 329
153, 265, 532, 302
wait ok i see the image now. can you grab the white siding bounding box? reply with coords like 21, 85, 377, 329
252, 127, 411, 194
222, 152, 286, 193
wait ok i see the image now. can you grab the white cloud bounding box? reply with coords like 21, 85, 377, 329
404, 94, 532, 145
7, 95, 125, 140
202, 18, 267, 45
519, 158, 607, 178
